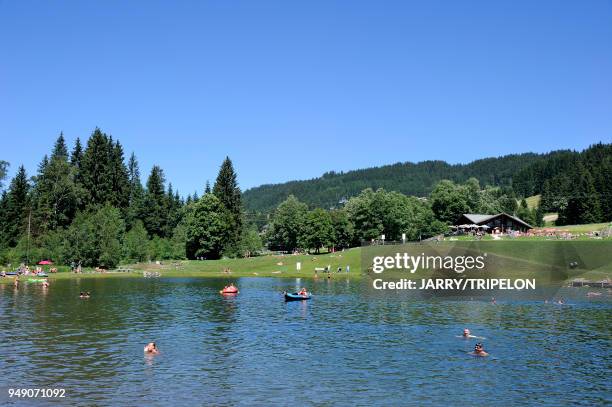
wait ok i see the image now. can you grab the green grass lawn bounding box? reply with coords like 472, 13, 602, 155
1, 248, 363, 284
2, 235, 610, 285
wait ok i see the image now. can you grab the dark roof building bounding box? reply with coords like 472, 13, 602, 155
456, 213, 532, 233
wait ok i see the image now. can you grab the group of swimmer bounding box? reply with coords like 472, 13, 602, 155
460, 328, 489, 357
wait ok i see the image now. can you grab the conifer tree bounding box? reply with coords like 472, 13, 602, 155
143, 165, 168, 237
109, 140, 130, 209
81, 128, 113, 206
213, 157, 243, 249
71, 137, 84, 185
32, 135, 78, 231
126, 153, 145, 229
559, 165, 602, 225
52, 132, 68, 159
2, 166, 30, 247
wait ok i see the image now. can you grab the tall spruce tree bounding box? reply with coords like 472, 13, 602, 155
52, 132, 69, 159
71, 137, 84, 184
81, 128, 113, 206
2, 166, 30, 247
559, 165, 602, 225
143, 165, 168, 237
213, 157, 242, 250
126, 152, 145, 229
32, 134, 78, 232
109, 139, 130, 209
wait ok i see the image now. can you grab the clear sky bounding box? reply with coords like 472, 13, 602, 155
1, 0, 611, 195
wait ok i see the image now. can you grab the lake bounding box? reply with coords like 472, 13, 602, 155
0, 277, 610, 406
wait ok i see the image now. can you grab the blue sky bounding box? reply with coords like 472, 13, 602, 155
1, 0, 611, 195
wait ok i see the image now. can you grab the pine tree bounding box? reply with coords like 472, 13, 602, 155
81, 128, 113, 206
52, 132, 68, 159
204, 180, 211, 194
32, 137, 78, 232
143, 165, 167, 237
71, 137, 84, 185
213, 157, 243, 249
2, 166, 30, 247
559, 165, 602, 225
109, 140, 130, 209
126, 153, 145, 229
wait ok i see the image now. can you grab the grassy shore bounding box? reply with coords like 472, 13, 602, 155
2, 238, 610, 284
0, 248, 362, 284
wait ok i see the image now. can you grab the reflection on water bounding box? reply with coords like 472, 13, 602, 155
0, 277, 610, 406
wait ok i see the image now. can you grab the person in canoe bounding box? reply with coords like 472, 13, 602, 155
144, 342, 159, 354
471, 343, 488, 357
298, 288, 308, 296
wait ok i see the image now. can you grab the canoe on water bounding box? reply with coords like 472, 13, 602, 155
284, 292, 311, 301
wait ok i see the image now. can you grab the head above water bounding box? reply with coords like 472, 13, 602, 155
463, 328, 470, 336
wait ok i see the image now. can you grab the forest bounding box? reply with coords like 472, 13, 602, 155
243, 144, 612, 219
0, 131, 610, 269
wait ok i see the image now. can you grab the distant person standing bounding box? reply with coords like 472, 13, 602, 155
346, 265, 350, 273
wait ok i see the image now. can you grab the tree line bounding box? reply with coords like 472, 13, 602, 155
513, 143, 612, 225
1, 132, 609, 268
242, 143, 612, 220
0, 130, 249, 268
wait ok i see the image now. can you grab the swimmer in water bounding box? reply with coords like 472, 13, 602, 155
457, 328, 485, 340
79, 292, 90, 299
42, 279, 49, 288
144, 342, 159, 354
471, 343, 488, 357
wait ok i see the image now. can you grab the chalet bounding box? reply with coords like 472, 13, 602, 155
456, 213, 532, 233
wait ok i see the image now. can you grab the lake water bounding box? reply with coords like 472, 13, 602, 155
0, 277, 610, 406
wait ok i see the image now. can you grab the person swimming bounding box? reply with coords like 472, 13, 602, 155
79, 291, 91, 299
457, 328, 485, 339
144, 342, 159, 354
471, 343, 488, 357
42, 279, 49, 288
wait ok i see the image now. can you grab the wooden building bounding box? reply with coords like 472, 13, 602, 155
456, 213, 532, 233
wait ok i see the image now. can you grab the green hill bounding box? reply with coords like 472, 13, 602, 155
243, 143, 612, 213
243, 153, 544, 212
